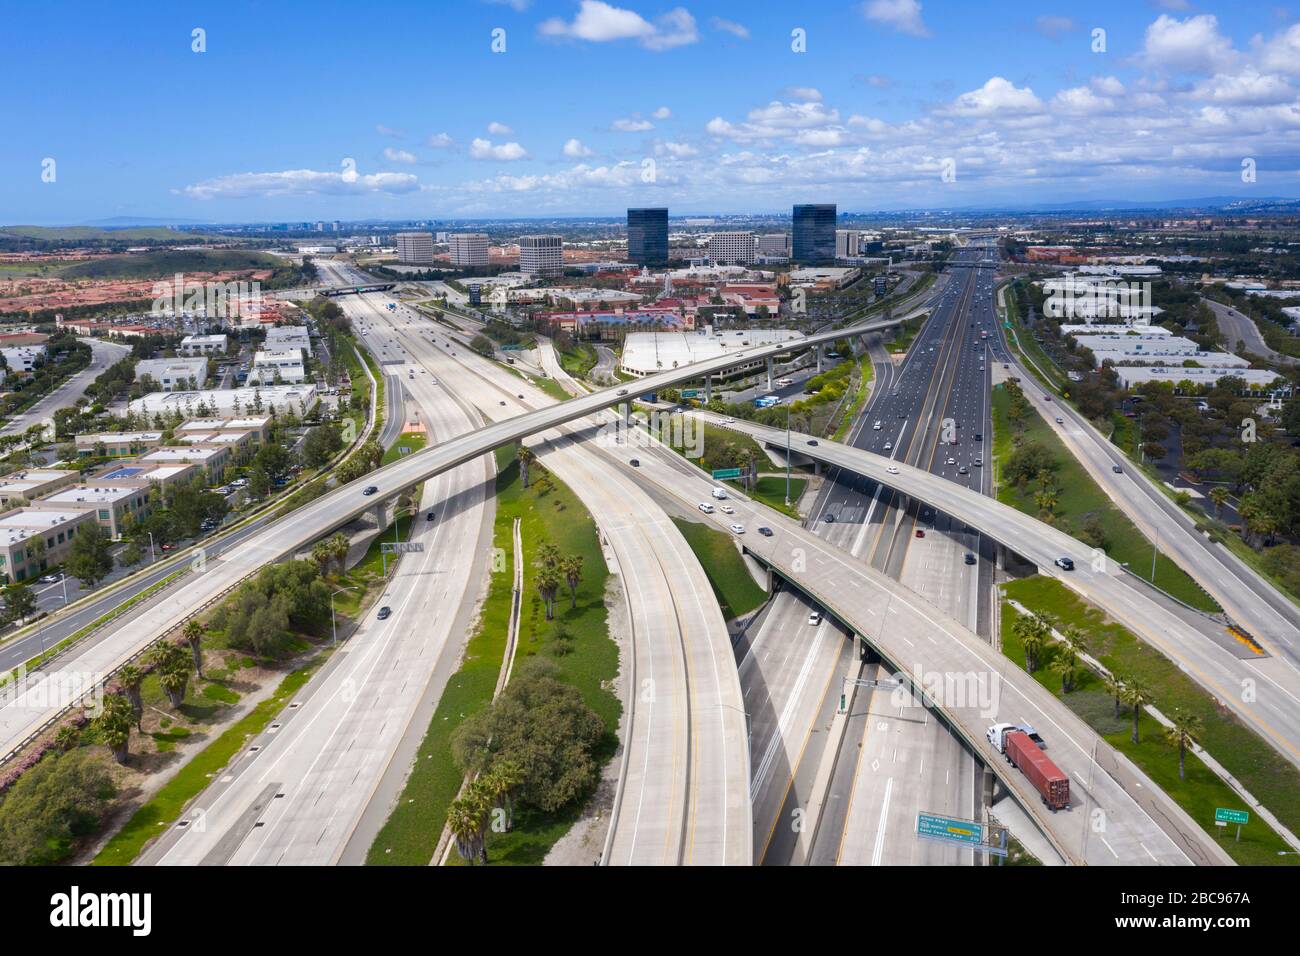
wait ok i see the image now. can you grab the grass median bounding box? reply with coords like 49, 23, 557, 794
672, 517, 767, 619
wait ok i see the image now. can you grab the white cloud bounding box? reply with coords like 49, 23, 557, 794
1254, 23, 1300, 76
563, 138, 593, 157
488, 121, 513, 135
711, 16, 749, 39
383, 147, 417, 163
948, 77, 1043, 116
1051, 86, 1113, 115
469, 137, 528, 160
612, 117, 654, 131
1191, 68, 1295, 105
655, 140, 697, 157
375, 123, 405, 138
861, 0, 929, 38
1090, 75, 1125, 97
426, 132, 454, 148
182, 167, 419, 200
652, 105, 672, 119
1143, 14, 1238, 74
539, 1, 698, 51
862, 74, 893, 88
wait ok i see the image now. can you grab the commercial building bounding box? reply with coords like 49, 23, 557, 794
135, 357, 209, 392
129, 384, 318, 419
0, 469, 79, 507
179, 333, 229, 356
1, 345, 47, 372
0, 508, 98, 583
40, 481, 153, 539
395, 231, 435, 265
265, 325, 312, 356
248, 349, 307, 385
1111, 367, 1282, 391
74, 431, 165, 458
792, 204, 836, 263
1066, 333, 1248, 369
619, 328, 805, 378
627, 208, 669, 265
518, 235, 564, 277
757, 234, 791, 257
537, 308, 692, 335
707, 232, 758, 265
90, 460, 200, 492
175, 416, 273, 446
835, 229, 860, 259
788, 266, 860, 290
140, 444, 233, 482
449, 233, 490, 268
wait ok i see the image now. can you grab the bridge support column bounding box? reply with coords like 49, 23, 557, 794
622, 402, 631, 428
766, 356, 774, 391
816, 343, 824, 373
372, 502, 387, 531
704, 375, 712, 404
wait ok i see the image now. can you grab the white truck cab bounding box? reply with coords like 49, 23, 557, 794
986, 722, 1042, 753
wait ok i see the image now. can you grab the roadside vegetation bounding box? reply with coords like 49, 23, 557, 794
1000, 576, 1300, 866
671, 517, 767, 619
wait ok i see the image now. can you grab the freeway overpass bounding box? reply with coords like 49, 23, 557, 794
317, 283, 396, 297
705, 413, 1300, 774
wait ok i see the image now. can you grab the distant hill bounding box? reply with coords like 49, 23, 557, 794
57, 249, 286, 280
0, 224, 215, 242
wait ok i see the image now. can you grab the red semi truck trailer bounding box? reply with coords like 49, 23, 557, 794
987, 722, 1070, 812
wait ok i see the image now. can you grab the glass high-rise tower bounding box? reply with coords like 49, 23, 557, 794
627, 207, 668, 264
792, 204, 837, 263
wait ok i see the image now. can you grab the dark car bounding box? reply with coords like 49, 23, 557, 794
426, 511, 436, 521
1055, 556, 1075, 571
1112, 464, 1123, 474
629, 458, 640, 467
758, 527, 773, 537
973, 433, 982, 442
807, 439, 819, 446
377, 606, 392, 620
915, 529, 925, 538
964, 553, 976, 565
822, 513, 835, 523
363, 485, 379, 496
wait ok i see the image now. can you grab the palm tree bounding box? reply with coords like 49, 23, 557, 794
1059, 625, 1088, 659
1121, 678, 1153, 745
1209, 486, 1229, 520
311, 539, 334, 576
482, 761, 525, 831
150, 640, 194, 709
327, 532, 350, 576
1012, 613, 1044, 673
116, 664, 145, 729
536, 567, 561, 621
1100, 671, 1125, 718
54, 724, 80, 752
1049, 651, 1081, 693
182, 619, 205, 679
94, 693, 135, 764
517, 445, 535, 489
534, 542, 560, 571
560, 554, 584, 610
447, 788, 491, 865
1164, 708, 1204, 781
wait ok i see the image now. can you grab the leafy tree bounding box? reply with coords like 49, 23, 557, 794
0, 749, 114, 865
2, 582, 37, 625
118, 540, 144, 569
254, 443, 294, 482
66, 523, 114, 588
302, 423, 343, 468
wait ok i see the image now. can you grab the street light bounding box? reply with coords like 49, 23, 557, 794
784, 401, 792, 507
330, 586, 360, 647
146, 531, 156, 563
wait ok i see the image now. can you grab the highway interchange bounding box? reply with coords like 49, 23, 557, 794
1, 248, 1293, 867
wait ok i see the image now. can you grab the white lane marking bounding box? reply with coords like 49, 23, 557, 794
870, 776, 894, 866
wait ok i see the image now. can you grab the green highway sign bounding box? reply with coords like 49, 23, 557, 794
1215, 808, 1249, 825
916, 812, 983, 847
711, 468, 742, 480
680, 389, 700, 398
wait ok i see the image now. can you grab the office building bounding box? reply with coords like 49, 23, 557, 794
395, 231, 435, 265
450, 233, 490, 268
627, 208, 669, 265
835, 229, 860, 259
179, 333, 229, 356
757, 234, 791, 256
518, 235, 564, 277
265, 325, 312, 356
707, 232, 757, 265
793, 204, 837, 263
134, 357, 209, 392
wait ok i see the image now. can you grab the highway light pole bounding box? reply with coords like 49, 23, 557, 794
785, 402, 792, 506
1150, 527, 1160, 584
146, 531, 156, 563
330, 586, 360, 646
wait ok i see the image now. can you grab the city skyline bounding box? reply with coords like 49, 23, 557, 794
10, 1, 1300, 224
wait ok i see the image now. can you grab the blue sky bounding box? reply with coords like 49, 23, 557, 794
8, 0, 1300, 223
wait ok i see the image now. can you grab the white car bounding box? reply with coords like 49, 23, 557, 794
872, 421, 882, 430
808, 610, 822, 626
886, 464, 899, 474
711, 487, 728, 500
698, 502, 715, 514
946, 457, 956, 465
719, 504, 735, 514
724, 417, 735, 424
729, 523, 746, 535
883, 441, 893, 451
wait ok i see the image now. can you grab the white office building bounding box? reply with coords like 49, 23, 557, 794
1, 345, 47, 372
248, 348, 306, 384
179, 333, 229, 356
757, 234, 791, 256
450, 233, 490, 268
395, 231, 435, 265
620, 328, 804, 377
129, 384, 318, 419
518, 235, 563, 276
265, 325, 312, 356
835, 229, 860, 259
135, 357, 209, 392
707, 232, 758, 265
1112, 367, 1282, 391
